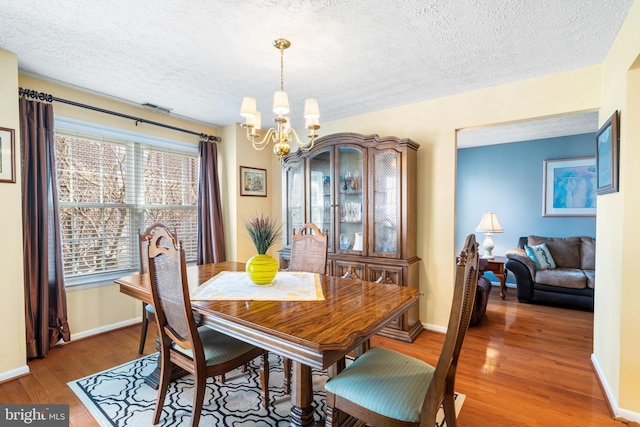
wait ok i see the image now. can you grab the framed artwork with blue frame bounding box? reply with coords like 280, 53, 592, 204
595, 110, 620, 195
543, 157, 597, 217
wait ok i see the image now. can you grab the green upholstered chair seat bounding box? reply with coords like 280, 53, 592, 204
174, 327, 258, 366
324, 346, 435, 423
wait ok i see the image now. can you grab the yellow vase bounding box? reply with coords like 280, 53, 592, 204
246, 254, 279, 285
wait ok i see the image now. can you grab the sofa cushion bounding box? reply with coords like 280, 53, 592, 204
528, 235, 581, 269
581, 237, 596, 270
535, 268, 587, 289
584, 269, 595, 289
524, 243, 556, 270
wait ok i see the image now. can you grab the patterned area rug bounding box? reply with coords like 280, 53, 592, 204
69, 353, 464, 426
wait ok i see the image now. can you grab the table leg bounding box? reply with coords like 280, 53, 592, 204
144, 338, 188, 389
290, 361, 316, 427
497, 272, 507, 299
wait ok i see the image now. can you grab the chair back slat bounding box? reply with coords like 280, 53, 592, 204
289, 222, 328, 274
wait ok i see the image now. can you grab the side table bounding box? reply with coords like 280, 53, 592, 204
484, 256, 507, 298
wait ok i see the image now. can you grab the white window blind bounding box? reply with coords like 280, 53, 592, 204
55, 124, 199, 284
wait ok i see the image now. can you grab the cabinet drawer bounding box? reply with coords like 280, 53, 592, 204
334, 261, 366, 280
367, 265, 404, 286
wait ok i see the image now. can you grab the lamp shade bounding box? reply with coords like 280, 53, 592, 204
475, 212, 504, 233
272, 91, 290, 115
303, 98, 320, 119
240, 97, 257, 118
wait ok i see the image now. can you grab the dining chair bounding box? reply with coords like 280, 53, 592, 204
287, 222, 329, 274
283, 222, 328, 393
323, 233, 480, 427
145, 224, 269, 426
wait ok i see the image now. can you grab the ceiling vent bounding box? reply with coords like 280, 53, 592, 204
142, 103, 172, 114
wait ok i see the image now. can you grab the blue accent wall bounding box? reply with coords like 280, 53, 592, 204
456, 133, 597, 269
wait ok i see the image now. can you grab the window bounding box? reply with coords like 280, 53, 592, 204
55, 119, 199, 285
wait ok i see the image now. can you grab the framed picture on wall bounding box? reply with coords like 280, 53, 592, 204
542, 157, 597, 217
0, 127, 16, 184
595, 110, 620, 195
240, 166, 267, 197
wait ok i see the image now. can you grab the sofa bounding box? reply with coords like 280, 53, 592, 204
505, 235, 595, 311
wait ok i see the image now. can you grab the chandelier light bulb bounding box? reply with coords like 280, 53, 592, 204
247, 111, 261, 130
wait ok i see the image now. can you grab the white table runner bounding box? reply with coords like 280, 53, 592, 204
190, 271, 325, 301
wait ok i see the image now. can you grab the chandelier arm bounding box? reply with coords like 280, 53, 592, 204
288, 128, 316, 151
247, 127, 277, 150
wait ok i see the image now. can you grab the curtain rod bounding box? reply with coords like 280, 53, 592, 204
18, 87, 221, 143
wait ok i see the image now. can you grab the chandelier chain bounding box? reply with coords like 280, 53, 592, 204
280, 44, 285, 92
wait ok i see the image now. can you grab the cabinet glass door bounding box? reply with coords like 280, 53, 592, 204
309, 149, 333, 252
371, 149, 400, 257
338, 146, 364, 254
284, 161, 305, 247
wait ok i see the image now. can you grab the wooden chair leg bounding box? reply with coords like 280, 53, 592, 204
283, 357, 292, 394
191, 372, 206, 427
327, 357, 347, 378
442, 381, 458, 427
260, 352, 270, 407
325, 392, 338, 426
139, 303, 149, 354
153, 359, 172, 424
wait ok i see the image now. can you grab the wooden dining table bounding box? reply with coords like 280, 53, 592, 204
116, 261, 422, 427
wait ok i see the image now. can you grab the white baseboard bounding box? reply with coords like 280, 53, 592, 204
0, 365, 30, 383
422, 321, 446, 334
591, 353, 640, 422
69, 318, 141, 341
617, 408, 640, 423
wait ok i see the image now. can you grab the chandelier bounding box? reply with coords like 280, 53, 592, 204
240, 38, 320, 161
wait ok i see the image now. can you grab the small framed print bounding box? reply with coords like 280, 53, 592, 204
595, 110, 620, 195
240, 166, 267, 197
0, 127, 16, 184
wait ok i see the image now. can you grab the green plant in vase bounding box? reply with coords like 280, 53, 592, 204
243, 213, 282, 285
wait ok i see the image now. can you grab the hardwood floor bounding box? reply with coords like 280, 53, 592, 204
1, 289, 637, 426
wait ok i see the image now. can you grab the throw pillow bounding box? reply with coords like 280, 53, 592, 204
524, 243, 557, 270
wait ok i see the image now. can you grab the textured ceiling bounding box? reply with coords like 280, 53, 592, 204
0, 1, 633, 145
457, 111, 600, 148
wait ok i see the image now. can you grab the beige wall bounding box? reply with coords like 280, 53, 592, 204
595, 0, 640, 418
221, 123, 282, 263
0, 49, 28, 380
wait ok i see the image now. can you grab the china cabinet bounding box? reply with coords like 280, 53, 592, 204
279, 132, 422, 342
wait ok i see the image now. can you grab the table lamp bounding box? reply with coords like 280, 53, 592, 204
475, 212, 504, 259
